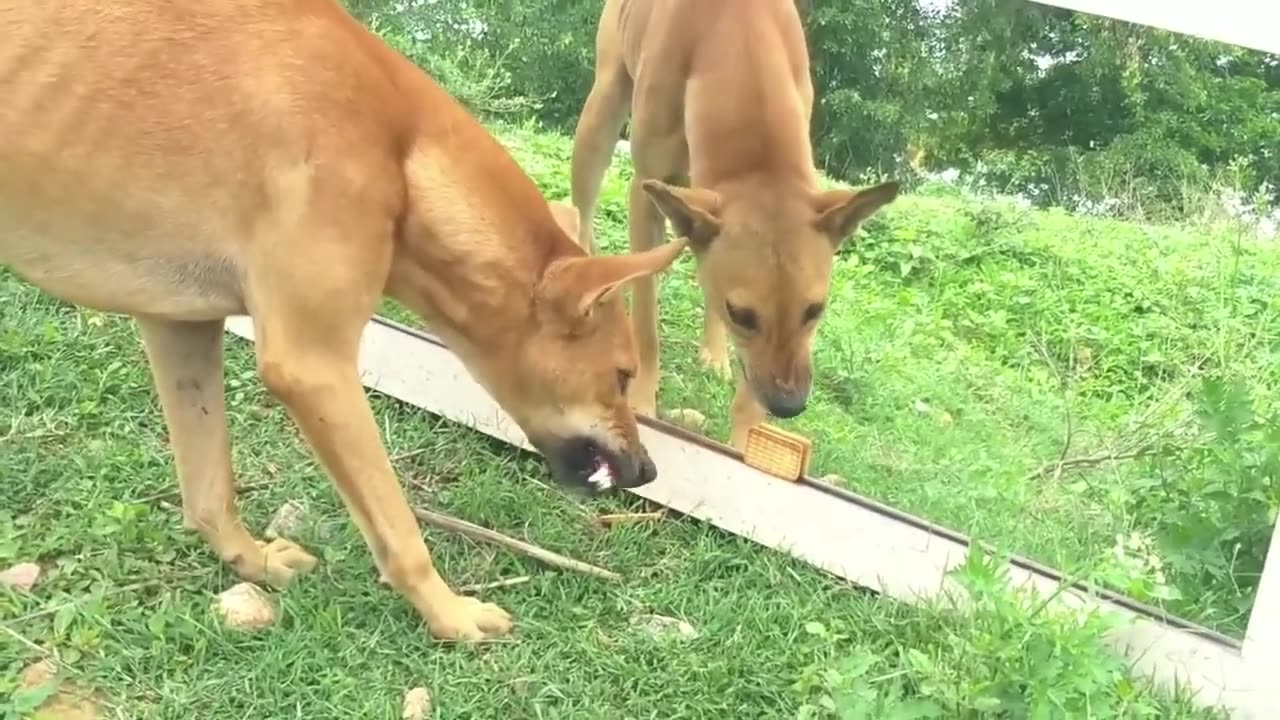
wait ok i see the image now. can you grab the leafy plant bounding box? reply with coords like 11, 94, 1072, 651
791, 551, 1225, 718
1127, 375, 1280, 624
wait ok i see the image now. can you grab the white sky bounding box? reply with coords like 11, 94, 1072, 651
916, 0, 955, 11
1022, 0, 1280, 54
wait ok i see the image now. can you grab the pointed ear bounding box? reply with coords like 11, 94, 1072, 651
547, 200, 581, 245
813, 181, 901, 247
540, 238, 691, 322
641, 179, 723, 248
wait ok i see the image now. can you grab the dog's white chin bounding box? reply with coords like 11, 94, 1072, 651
586, 461, 614, 490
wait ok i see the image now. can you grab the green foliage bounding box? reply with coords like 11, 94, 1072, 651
1130, 376, 1280, 621
923, 1, 1280, 215
803, 0, 939, 182
791, 551, 1221, 718
347, 0, 1280, 219
343, 0, 543, 117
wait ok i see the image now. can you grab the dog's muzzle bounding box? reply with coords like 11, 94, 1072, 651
535, 435, 657, 496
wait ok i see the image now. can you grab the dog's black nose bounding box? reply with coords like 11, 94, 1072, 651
766, 393, 808, 419
626, 447, 658, 488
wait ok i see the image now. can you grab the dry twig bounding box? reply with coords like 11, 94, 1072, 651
1, 625, 48, 655
412, 507, 622, 582
1018, 447, 1158, 484
458, 576, 533, 594
1020, 341, 1209, 485
592, 511, 667, 529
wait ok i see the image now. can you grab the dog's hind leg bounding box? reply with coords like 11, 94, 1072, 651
570, 0, 633, 255
137, 317, 318, 587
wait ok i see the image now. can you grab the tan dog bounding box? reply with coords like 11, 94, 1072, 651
0, 0, 689, 642
570, 0, 901, 448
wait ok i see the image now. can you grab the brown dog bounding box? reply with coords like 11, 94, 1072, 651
570, 0, 901, 448
0, 0, 689, 642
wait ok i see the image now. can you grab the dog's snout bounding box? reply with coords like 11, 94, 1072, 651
636, 446, 657, 486
619, 443, 657, 489
766, 391, 808, 419
752, 372, 811, 419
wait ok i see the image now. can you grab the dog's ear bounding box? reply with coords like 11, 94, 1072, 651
539, 238, 690, 323
641, 179, 723, 249
812, 181, 900, 248
547, 200, 581, 244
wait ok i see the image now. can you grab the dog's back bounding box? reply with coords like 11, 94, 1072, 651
599, 0, 816, 189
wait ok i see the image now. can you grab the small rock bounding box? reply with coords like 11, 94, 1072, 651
1074, 345, 1095, 372
402, 687, 432, 720
19, 659, 58, 687
18, 660, 104, 720
818, 473, 847, 487
264, 500, 307, 540
213, 582, 277, 631
0, 562, 41, 592
665, 408, 707, 432
632, 613, 698, 640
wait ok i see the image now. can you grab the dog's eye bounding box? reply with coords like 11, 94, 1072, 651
802, 302, 825, 324
725, 301, 759, 332
616, 368, 634, 394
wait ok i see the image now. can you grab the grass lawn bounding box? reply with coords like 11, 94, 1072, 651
2, 125, 1272, 718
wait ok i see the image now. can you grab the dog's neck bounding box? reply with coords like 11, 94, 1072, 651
385, 107, 572, 360
683, 7, 818, 194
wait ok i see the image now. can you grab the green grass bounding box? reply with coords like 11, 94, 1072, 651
1, 270, 1226, 717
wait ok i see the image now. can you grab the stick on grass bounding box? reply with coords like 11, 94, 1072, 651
412, 507, 622, 582
592, 511, 667, 528
458, 576, 533, 594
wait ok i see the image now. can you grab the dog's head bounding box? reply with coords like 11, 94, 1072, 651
479, 202, 688, 496
641, 178, 899, 418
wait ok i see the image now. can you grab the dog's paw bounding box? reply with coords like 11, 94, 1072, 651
665, 408, 707, 432
697, 347, 733, 379
630, 398, 658, 418
628, 376, 659, 418
239, 538, 318, 588
427, 595, 514, 642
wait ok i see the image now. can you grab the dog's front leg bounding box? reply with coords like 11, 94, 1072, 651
253, 319, 512, 641
698, 305, 732, 379
245, 224, 513, 641
254, 322, 512, 641
626, 174, 667, 417
728, 372, 768, 451
137, 317, 319, 586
